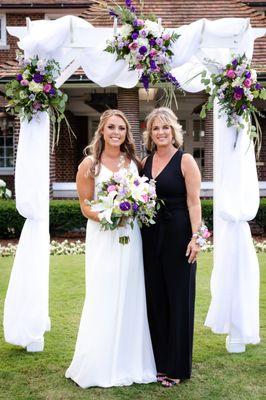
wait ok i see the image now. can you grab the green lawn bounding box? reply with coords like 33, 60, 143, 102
0, 253, 265, 400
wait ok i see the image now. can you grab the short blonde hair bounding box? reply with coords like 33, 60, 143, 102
143, 107, 183, 152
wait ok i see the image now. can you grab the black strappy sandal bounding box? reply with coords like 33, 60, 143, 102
161, 377, 180, 387
156, 373, 167, 382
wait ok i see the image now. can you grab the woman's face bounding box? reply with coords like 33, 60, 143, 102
151, 117, 173, 148
102, 115, 127, 148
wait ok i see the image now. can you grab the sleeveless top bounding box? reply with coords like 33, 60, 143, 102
142, 150, 188, 213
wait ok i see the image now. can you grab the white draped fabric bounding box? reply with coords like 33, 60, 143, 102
4, 15, 264, 349
4, 112, 50, 348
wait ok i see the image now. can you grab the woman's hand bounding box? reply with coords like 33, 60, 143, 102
186, 237, 201, 264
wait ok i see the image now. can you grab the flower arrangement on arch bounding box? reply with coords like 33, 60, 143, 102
101, 0, 180, 91
200, 54, 266, 147
86, 161, 160, 244
5, 51, 74, 145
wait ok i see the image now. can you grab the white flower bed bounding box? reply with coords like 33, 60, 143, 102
1, 239, 266, 257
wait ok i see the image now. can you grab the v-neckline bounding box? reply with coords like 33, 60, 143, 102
151, 150, 179, 180
101, 160, 132, 174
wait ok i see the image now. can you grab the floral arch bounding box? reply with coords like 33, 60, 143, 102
3, 13, 265, 352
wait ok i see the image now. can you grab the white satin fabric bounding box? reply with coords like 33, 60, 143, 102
65, 162, 156, 388
4, 112, 50, 347
5, 16, 264, 349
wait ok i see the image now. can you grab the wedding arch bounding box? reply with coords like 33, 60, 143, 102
3, 15, 265, 352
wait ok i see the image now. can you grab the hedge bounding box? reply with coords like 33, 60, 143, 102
0, 198, 265, 239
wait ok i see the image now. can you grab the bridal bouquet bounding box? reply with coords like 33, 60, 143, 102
5, 51, 73, 146
201, 54, 266, 146
102, 0, 180, 90
87, 165, 159, 244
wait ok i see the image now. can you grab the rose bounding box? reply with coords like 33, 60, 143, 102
141, 194, 149, 203
162, 33, 171, 41
226, 69, 236, 79
128, 41, 138, 51
243, 78, 252, 88
20, 79, 29, 86
233, 87, 244, 100
149, 49, 157, 57
33, 101, 42, 110
107, 185, 117, 193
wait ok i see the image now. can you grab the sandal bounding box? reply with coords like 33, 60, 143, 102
156, 373, 167, 382
161, 377, 180, 387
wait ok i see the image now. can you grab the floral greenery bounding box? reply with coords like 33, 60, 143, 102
5, 51, 74, 146
0, 179, 12, 199
102, 0, 180, 90
200, 54, 266, 147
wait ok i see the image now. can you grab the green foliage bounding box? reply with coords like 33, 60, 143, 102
1, 198, 266, 238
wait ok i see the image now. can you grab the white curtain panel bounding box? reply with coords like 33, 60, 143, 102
4, 112, 50, 347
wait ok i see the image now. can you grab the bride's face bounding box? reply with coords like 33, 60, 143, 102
151, 117, 173, 148
102, 115, 127, 148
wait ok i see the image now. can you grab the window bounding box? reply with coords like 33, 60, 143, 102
0, 118, 14, 169
0, 14, 7, 46
193, 119, 205, 142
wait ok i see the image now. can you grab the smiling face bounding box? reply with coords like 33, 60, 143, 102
151, 116, 173, 148
101, 115, 127, 148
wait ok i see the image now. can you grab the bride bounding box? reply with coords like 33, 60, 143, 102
65, 109, 156, 388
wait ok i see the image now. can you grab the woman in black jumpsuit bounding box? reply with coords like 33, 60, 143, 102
141, 107, 202, 387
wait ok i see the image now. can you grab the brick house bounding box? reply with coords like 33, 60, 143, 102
0, 0, 265, 198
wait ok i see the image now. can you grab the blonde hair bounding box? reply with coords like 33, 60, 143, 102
84, 109, 140, 176
143, 107, 183, 152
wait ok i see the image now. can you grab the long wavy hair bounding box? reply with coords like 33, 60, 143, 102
84, 109, 140, 176
143, 107, 183, 153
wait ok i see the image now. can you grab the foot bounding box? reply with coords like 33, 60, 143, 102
156, 373, 167, 382
161, 377, 180, 387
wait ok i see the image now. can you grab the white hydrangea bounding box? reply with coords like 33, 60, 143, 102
29, 81, 43, 93
0, 179, 6, 188
118, 23, 133, 38
144, 20, 162, 37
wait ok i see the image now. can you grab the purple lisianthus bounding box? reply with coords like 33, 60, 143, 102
133, 19, 144, 27
140, 29, 147, 38
233, 87, 244, 101
150, 59, 157, 70
139, 46, 148, 55
130, 5, 136, 12
140, 73, 150, 90
109, 9, 118, 17
149, 38, 156, 46
132, 203, 139, 212
131, 31, 139, 40
156, 38, 163, 47
255, 83, 262, 90
49, 87, 56, 96
16, 74, 23, 82
241, 104, 247, 110
232, 59, 238, 68
33, 73, 44, 83
245, 70, 251, 79
119, 201, 131, 211
134, 179, 140, 186
125, 0, 132, 7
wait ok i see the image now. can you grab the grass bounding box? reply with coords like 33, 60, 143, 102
0, 253, 265, 400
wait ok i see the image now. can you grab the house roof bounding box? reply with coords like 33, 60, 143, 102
0, 0, 265, 78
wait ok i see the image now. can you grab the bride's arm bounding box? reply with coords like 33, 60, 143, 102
76, 157, 101, 222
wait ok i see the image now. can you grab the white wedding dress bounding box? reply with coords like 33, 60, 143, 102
65, 161, 156, 388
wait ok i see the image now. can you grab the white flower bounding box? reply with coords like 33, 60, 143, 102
22, 71, 30, 80
137, 37, 150, 49
118, 23, 133, 38
0, 179, 6, 188
5, 189, 12, 198
28, 81, 43, 93
144, 20, 162, 37
220, 82, 229, 90
231, 77, 243, 88
250, 69, 257, 82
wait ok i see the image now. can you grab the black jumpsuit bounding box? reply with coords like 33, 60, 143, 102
141, 150, 196, 380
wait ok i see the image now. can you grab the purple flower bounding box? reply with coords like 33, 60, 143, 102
131, 31, 139, 40
119, 201, 131, 211
109, 9, 118, 17
20, 79, 29, 86
241, 104, 247, 110
125, 0, 132, 7
132, 203, 139, 212
140, 73, 149, 90
29, 94, 35, 101
232, 59, 238, 68
130, 5, 136, 12
16, 74, 23, 82
33, 73, 44, 83
150, 59, 157, 70
134, 179, 140, 186
156, 38, 163, 47
255, 83, 262, 90
149, 38, 156, 46
139, 45, 148, 55
49, 87, 56, 96
140, 29, 147, 38
233, 87, 244, 101
245, 70, 251, 79
33, 101, 42, 110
